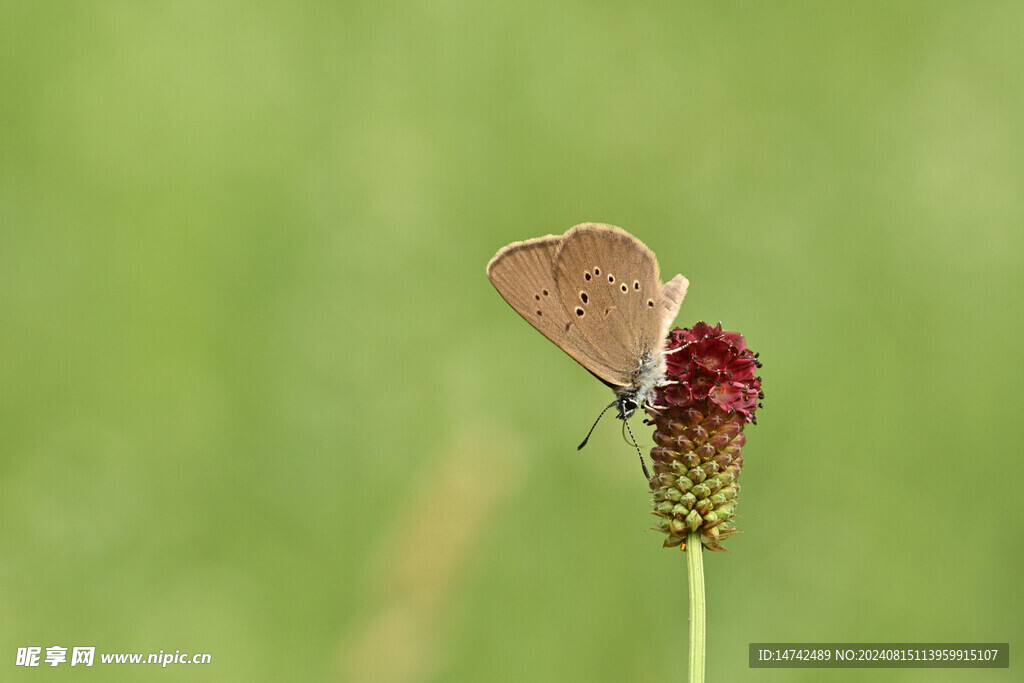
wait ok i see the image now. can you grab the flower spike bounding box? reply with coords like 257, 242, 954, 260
648, 322, 762, 551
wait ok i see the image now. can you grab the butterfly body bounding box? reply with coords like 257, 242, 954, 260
487, 223, 688, 420
612, 348, 662, 419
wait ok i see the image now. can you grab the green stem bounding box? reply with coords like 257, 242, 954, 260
687, 529, 706, 683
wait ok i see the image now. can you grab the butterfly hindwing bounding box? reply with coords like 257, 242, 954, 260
486, 235, 569, 346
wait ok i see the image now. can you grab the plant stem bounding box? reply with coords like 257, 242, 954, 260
687, 529, 705, 683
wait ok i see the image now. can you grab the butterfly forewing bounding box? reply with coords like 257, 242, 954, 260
552, 224, 671, 387
657, 274, 689, 331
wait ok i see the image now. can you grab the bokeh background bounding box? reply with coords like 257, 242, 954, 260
2, 2, 1021, 681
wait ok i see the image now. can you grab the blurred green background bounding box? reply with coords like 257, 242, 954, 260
2, 2, 1021, 681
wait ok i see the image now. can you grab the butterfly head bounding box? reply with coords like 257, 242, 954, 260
614, 391, 639, 420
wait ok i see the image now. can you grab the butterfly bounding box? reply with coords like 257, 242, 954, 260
487, 223, 688, 474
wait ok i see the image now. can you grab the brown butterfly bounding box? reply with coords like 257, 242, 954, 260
487, 223, 688, 473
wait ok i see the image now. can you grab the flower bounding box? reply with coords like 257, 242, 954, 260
648, 322, 763, 551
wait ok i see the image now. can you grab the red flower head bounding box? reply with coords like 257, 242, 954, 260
661, 322, 762, 423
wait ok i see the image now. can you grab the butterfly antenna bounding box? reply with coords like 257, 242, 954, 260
621, 419, 651, 480
577, 400, 617, 450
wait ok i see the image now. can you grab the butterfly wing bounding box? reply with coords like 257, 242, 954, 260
487, 232, 629, 386
486, 235, 576, 352
658, 274, 689, 333
552, 224, 688, 387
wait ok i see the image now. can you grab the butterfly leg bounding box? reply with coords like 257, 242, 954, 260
663, 339, 695, 355
643, 401, 666, 415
